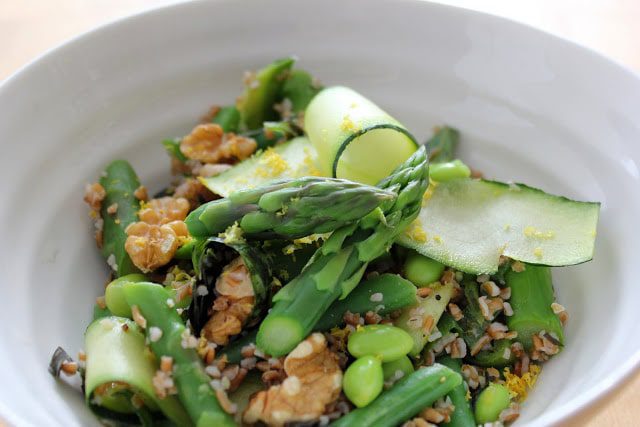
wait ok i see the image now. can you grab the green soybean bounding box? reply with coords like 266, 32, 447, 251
474, 383, 511, 424
382, 355, 414, 382
404, 251, 445, 287
348, 325, 413, 362
105, 274, 148, 318
343, 356, 384, 408
429, 159, 471, 182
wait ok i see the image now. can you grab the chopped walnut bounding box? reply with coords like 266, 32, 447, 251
180, 123, 257, 164
124, 221, 187, 272
138, 196, 190, 225
133, 185, 148, 201
244, 333, 343, 426
202, 258, 256, 345
84, 182, 106, 211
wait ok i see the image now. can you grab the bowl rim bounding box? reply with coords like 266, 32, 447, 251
1, 0, 639, 425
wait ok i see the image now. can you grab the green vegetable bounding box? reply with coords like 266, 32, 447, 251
429, 159, 471, 182
221, 273, 417, 364
122, 282, 236, 427
92, 304, 112, 320
426, 126, 459, 163
439, 357, 475, 427
343, 355, 384, 408
186, 176, 395, 240
99, 160, 142, 276
506, 264, 564, 350
279, 69, 322, 113
331, 364, 461, 427
305, 86, 418, 185
348, 325, 414, 362
256, 147, 429, 356
200, 137, 321, 197
84, 316, 191, 426
471, 339, 516, 368
397, 178, 600, 274
105, 274, 148, 318
238, 57, 295, 130
174, 238, 196, 260
211, 106, 240, 132
458, 281, 489, 349
382, 355, 414, 381
396, 281, 454, 356
314, 273, 417, 331
162, 138, 188, 163
474, 383, 511, 424
403, 251, 445, 287
190, 237, 270, 335
244, 121, 295, 150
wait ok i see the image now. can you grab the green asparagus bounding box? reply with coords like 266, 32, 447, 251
439, 356, 475, 427
506, 264, 564, 350
238, 57, 295, 130
99, 160, 142, 276
221, 273, 417, 363
256, 147, 429, 356
471, 339, 516, 368
426, 126, 459, 163
211, 106, 241, 132
122, 282, 236, 427
279, 69, 322, 113
330, 364, 461, 427
185, 176, 396, 239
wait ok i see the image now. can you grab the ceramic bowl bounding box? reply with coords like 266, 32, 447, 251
1, 0, 639, 425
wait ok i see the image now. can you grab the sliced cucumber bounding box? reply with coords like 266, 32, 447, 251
84, 316, 190, 425
304, 86, 418, 185
200, 137, 323, 197
397, 179, 600, 274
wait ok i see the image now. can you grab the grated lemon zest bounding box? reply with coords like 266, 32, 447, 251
523, 226, 555, 239
405, 220, 427, 243
504, 365, 541, 402
533, 247, 543, 258
254, 148, 289, 178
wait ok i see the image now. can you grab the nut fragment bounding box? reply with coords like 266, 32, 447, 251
138, 197, 190, 225
243, 333, 343, 426
84, 182, 106, 211
125, 221, 187, 272
180, 124, 257, 164
202, 258, 255, 345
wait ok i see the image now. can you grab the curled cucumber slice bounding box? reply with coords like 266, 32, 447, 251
304, 86, 418, 185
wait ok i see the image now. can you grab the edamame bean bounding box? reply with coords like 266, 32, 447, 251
382, 355, 415, 382
474, 383, 511, 424
429, 159, 471, 182
343, 356, 384, 408
348, 325, 413, 362
404, 251, 445, 287
105, 274, 147, 317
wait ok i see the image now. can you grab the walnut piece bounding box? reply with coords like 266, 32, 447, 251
84, 182, 106, 211
138, 196, 190, 225
124, 220, 188, 272
202, 258, 255, 345
243, 333, 343, 426
180, 124, 257, 164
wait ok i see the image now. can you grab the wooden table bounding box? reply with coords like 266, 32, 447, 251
1, 1, 638, 425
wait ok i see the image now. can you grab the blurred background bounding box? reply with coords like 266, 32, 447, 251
0, 0, 637, 425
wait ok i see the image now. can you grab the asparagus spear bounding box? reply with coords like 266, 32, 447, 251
99, 160, 142, 277
279, 69, 322, 113
211, 106, 241, 133
470, 339, 515, 368
457, 280, 489, 349
439, 357, 476, 427
221, 273, 417, 363
256, 147, 429, 356
237, 57, 295, 130
426, 126, 459, 163
506, 264, 564, 350
122, 282, 236, 427
185, 176, 396, 239
330, 364, 461, 427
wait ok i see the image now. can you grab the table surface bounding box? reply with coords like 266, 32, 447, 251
1, 1, 638, 426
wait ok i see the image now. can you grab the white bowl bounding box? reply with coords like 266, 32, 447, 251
1, 0, 639, 425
